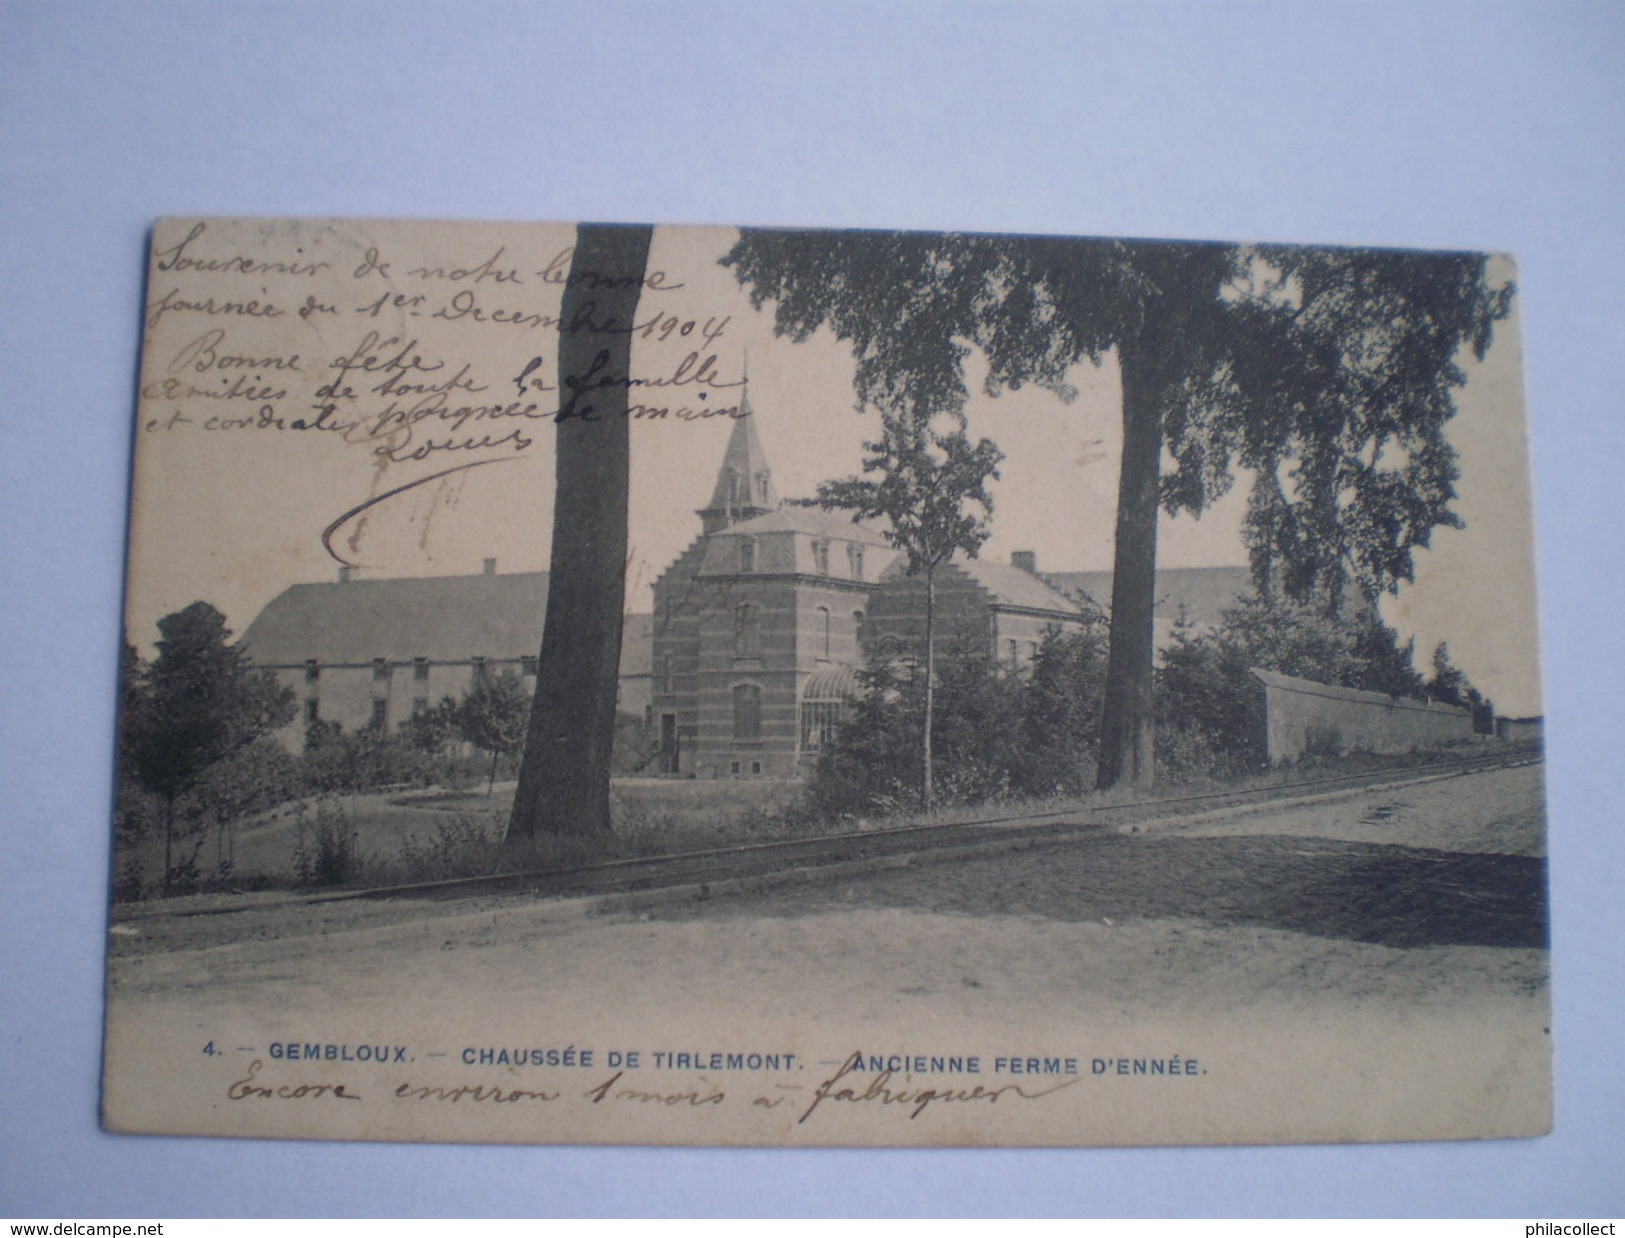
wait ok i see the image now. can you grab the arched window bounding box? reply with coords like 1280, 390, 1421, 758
734, 602, 759, 657
733, 683, 762, 740
847, 543, 865, 580
801, 665, 860, 750
738, 537, 756, 574
853, 610, 866, 650
817, 606, 831, 659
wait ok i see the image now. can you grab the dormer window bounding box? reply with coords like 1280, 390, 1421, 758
812, 540, 830, 576
739, 537, 756, 574
847, 544, 864, 580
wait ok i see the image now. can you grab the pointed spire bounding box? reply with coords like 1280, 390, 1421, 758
698, 365, 779, 533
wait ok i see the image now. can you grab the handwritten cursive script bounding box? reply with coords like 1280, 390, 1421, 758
226, 1059, 360, 1101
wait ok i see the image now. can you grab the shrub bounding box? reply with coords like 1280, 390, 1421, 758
807, 625, 1106, 818
1154, 592, 1428, 778
302, 721, 438, 795
395, 814, 506, 883
113, 855, 146, 903
292, 799, 364, 887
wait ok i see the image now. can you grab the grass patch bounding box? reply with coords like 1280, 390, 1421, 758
112, 739, 1534, 902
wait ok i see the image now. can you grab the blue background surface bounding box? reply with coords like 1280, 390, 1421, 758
1, 0, 1620, 1217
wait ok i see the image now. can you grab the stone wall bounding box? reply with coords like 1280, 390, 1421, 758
1251, 666, 1474, 763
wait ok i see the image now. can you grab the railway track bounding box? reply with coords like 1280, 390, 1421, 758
114, 745, 1541, 927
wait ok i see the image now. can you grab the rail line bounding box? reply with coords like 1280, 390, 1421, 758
114, 745, 1541, 926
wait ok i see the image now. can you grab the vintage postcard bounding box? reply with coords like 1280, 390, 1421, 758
104, 218, 1549, 1146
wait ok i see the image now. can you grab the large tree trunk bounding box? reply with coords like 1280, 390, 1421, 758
1095, 336, 1164, 791
508, 224, 654, 840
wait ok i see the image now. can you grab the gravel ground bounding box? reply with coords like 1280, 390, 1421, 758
108, 762, 1548, 1010
102, 762, 1550, 1145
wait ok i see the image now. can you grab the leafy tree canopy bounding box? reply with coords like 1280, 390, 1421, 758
458, 671, 530, 760
125, 602, 296, 806
726, 231, 1511, 606
726, 228, 1511, 788
818, 407, 1003, 575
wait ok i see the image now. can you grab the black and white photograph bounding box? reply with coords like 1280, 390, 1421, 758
8, 2, 1623, 1215
103, 217, 1548, 1147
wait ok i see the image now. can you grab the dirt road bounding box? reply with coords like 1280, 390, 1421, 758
103, 761, 1550, 1147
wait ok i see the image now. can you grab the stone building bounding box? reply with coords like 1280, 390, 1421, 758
239, 397, 1254, 778
649, 403, 1090, 779
239, 563, 652, 751
650, 403, 896, 779
864, 555, 1091, 674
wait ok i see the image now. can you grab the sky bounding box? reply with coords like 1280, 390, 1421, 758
124, 222, 1541, 714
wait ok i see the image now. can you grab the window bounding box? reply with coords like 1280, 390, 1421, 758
812, 540, 830, 576
661, 655, 674, 695
733, 684, 762, 740
470, 656, 487, 683
739, 537, 756, 574
521, 656, 538, 677
413, 657, 429, 681
370, 699, 388, 730
751, 761, 762, 776
734, 603, 759, 658
817, 606, 831, 660
848, 544, 864, 580
802, 700, 845, 749
854, 610, 866, 649
305, 699, 320, 725
412, 697, 428, 719
372, 658, 390, 681
304, 659, 320, 683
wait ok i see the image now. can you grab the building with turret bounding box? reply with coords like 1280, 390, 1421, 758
649, 391, 1093, 778
650, 393, 896, 778
239, 388, 1252, 777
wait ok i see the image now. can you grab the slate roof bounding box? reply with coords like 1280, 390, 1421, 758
720, 506, 895, 544
700, 399, 780, 516
955, 559, 1083, 615
239, 569, 651, 674
1044, 565, 1252, 628
877, 556, 1083, 616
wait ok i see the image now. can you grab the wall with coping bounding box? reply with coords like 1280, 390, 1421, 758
1251, 666, 1474, 763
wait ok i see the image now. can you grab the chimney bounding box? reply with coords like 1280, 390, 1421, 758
483, 558, 497, 576
1012, 550, 1038, 575
338, 566, 357, 583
